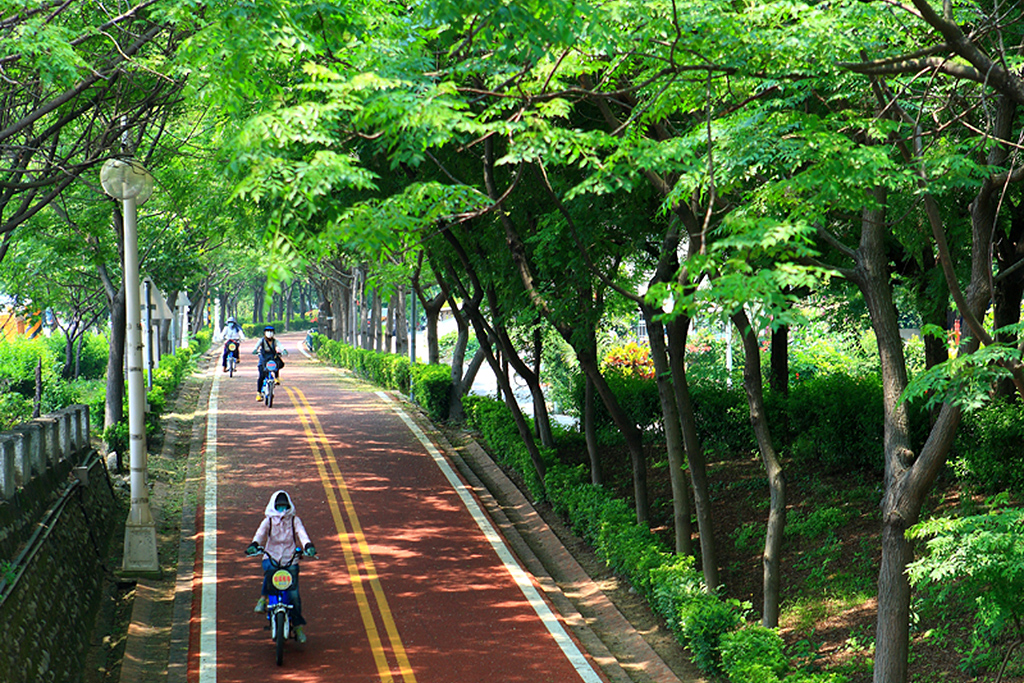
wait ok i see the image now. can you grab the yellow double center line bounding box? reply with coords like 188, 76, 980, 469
285, 386, 416, 683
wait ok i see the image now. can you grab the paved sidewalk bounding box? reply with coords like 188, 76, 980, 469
117, 356, 694, 683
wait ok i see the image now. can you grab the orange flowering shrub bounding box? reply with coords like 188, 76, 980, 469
602, 342, 656, 379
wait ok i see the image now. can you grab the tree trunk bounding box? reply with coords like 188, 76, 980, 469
394, 289, 409, 355
353, 266, 365, 348
666, 315, 719, 590
856, 195, 918, 683
319, 296, 334, 339
645, 307, 693, 555
531, 326, 555, 447
253, 278, 265, 324
62, 326, 77, 380
458, 347, 487, 395
33, 357, 41, 418
732, 311, 786, 627
576, 346, 650, 523
284, 283, 293, 330
372, 288, 382, 352
75, 331, 84, 379
412, 253, 447, 364
423, 292, 444, 364
464, 300, 548, 483
992, 201, 1024, 396
851, 189, 967, 683
584, 374, 602, 485
490, 318, 555, 449
447, 297, 473, 422
769, 324, 789, 396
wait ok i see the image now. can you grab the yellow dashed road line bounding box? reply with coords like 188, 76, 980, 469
286, 386, 416, 683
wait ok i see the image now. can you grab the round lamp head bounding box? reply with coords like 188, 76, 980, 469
100, 158, 154, 204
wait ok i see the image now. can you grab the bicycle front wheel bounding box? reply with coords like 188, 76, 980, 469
274, 611, 286, 665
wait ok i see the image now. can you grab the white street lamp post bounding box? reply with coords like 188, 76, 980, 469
101, 158, 159, 575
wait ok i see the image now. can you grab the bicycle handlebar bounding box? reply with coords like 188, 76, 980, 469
245, 546, 319, 565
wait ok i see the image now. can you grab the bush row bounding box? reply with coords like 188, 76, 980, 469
241, 318, 317, 337
569, 370, 922, 476
461, 394, 552, 499
0, 333, 110, 430
102, 331, 210, 456
952, 399, 1024, 495
571, 363, 1024, 492
467, 394, 845, 683
311, 334, 452, 422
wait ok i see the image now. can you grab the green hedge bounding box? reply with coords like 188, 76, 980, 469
242, 318, 317, 337
544, 460, 744, 672
103, 332, 208, 455
312, 334, 451, 421
543, 458, 844, 681
410, 363, 450, 421
953, 399, 1024, 495
0, 334, 110, 430
462, 394, 554, 499
564, 368, 895, 474
780, 373, 884, 474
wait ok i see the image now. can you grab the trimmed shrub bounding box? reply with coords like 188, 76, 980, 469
313, 334, 414, 394
103, 421, 129, 458
783, 373, 884, 474
690, 380, 754, 456
0, 391, 33, 431
44, 332, 110, 380
463, 394, 550, 498
312, 333, 449, 422
410, 363, 451, 421
650, 554, 706, 630
719, 625, 788, 683
953, 399, 1024, 495
242, 318, 317, 337
679, 592, 744, 674
544, 462, 681, 600
783, 672, 848, 683
438, 330, 479, 360
103, 341, 200, 454
564, 370, 661, 435
0, 336, 58, 396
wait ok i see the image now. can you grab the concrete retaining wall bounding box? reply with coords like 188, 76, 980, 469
0, 404, 91, 501
0, 405, 113, 683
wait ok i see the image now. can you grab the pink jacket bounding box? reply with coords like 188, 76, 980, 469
251, 490, 312, 565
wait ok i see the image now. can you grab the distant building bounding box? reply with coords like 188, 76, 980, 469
0, 309, 42, 342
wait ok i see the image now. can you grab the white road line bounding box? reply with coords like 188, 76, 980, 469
199, 372, 220, 683
376, 391, 604, 683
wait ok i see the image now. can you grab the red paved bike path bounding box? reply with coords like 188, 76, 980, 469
187, 335, 607, 683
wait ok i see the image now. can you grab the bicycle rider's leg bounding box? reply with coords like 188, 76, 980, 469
287, 565, 305, 625
261, 558, 273, 595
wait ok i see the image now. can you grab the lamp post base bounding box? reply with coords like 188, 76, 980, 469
122, 519, 160, 576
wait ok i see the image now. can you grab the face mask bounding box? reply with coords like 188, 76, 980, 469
265, 332, 274, 339
275, 504, 289, 513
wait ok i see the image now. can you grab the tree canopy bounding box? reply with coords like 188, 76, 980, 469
3, 1, 1024, 681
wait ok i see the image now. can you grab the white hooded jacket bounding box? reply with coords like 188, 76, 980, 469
251, 490, 312, 565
